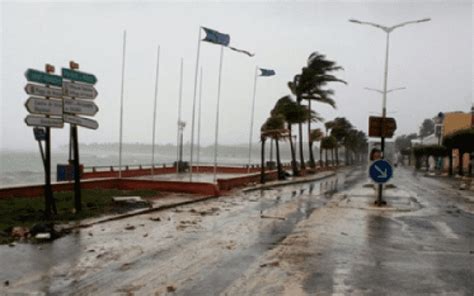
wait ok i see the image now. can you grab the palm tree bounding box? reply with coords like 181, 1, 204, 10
261, 115, 287, 180
321, 136, 337, 167
271, 96, 307, 176
324, 121, 334, 166
309, 128, 324, 168
330, 117, 353, 165
288, 52, 346, 169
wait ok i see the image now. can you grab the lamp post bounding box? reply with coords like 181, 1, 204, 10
350, 17, 430, 205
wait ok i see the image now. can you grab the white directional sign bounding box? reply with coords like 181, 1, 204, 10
24, 84, 63, 98
25, 97, 63, 116
25, 115, 64, 128
64, 114, 99, 130
64, 98, 99, 116
63, 81, 98, 100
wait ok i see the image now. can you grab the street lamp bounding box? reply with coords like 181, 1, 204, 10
350, 17, 430, 154
364, 86, 406, 95
350, 17, 430, 206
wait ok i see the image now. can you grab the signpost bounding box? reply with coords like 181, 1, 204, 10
25, 84, 63, 98
63, 81, 98, 100
24, 65, 61, 218
23, 62, 99, 216
369, 159, 393, 184
62, 61, 99, 212
25, 115, 64, 128
25, 97, 63, 116
62, 68, 97, 85
25, 69, 63, 87
63, 114, 99, 129
369, 116, 397, 138
64, 98, 98, 116
369, 159, 393, 205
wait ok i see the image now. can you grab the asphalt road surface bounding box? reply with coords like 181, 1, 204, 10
1, 166, 473, 295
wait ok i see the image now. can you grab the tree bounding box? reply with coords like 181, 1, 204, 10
419, 119, 435, 142
321, 136, 337, 167
271, 96, 307, 176
288, 52, 346, 170
261, 115, 287, 180
330, 117, 353, 165
309, 128, 324, 168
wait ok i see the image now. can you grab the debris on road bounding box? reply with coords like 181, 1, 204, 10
11, 226, 29, 239
150, 216, 161, 222
124, 225, 136, 230
260, 261, 280, 268
112, 196, 143, 203
35, 233, 51, 240
167, 285, 177, 292
260, 214, 286, 220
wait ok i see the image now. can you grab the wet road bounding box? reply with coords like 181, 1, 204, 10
1, 166, 473, 295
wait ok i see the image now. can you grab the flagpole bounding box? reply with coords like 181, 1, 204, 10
247, 66, 259, 173
118, 30, 127, 179
189, 27, 202, 181
177, 58, 184, 175
151, 45, 160, 177
197, 66, 203, 174
213, 46, 224, 182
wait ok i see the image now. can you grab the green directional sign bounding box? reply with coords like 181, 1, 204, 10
62, 68, 97, 85
25, 69, 63, 87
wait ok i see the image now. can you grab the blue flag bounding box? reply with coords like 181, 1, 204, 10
259, 68, 275, 76
202, 27, 230, 46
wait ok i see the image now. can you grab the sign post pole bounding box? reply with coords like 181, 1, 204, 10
69, 61, 82, 212
44, 64, 57, 217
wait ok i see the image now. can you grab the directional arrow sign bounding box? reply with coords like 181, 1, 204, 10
25, 69, 63, 87
25, 97, 63, 116
64, 98, 99, 116
369, 159, 393, 184
63, 81, 98, 99
63, 114, 98, 130
24, 84, 63, 98
25, 115, 64, 128
62, 68, 97, 85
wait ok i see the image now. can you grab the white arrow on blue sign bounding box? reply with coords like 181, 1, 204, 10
369, 159, 393, 184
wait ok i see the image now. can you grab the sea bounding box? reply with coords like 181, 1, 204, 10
0, 145, 286, 188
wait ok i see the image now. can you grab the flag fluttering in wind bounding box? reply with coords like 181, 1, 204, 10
201, 27, 254, 57
202, 27, 230, 46
229, 46, 254, 57
259, 68, 275, 76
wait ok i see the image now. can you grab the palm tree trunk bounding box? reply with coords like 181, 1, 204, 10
331, 149, 335, 166
307, 100, 315, 168
260, 138, 266, 184
275, 138, 284, 180
335, 146, 339, 166
297, 98, 305, 171
288, 123, 298, 176
325, 148, 328, 167
319, 145, 323, 168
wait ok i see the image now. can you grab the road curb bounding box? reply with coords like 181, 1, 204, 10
242, 171, 337, 193
60, 195, 218, 231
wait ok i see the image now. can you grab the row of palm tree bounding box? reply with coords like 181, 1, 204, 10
260, 52, 368, 180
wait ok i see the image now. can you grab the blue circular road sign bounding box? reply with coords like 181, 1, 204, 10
369, 159, 393, 184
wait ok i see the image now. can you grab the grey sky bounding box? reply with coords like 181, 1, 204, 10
1, 0, 472, 150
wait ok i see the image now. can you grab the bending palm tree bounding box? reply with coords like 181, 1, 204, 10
271, 96, 307, 176
288, 52, 346, 169
309, 128, 324, 168
261, 114, 288, 180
